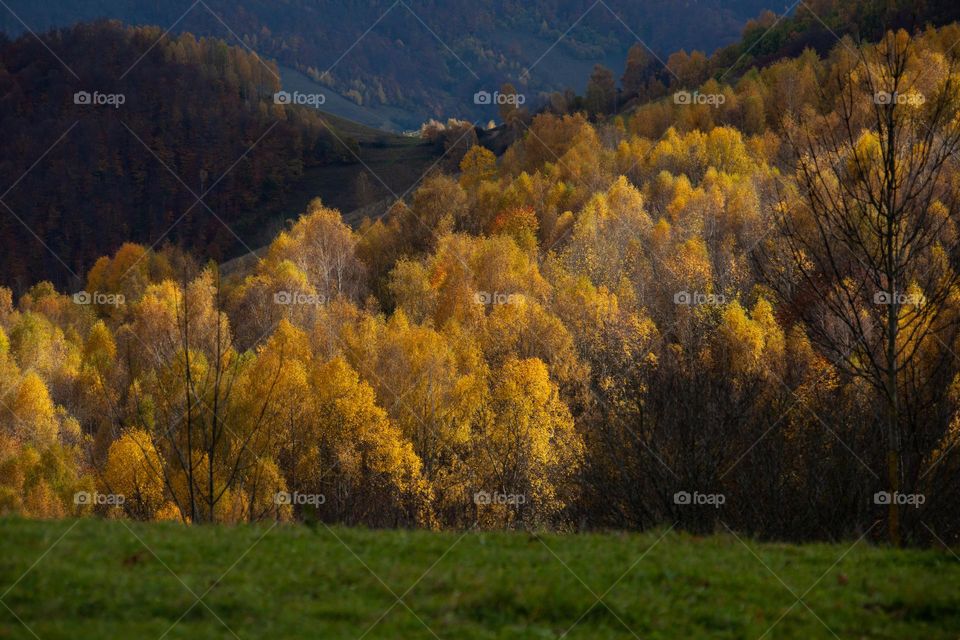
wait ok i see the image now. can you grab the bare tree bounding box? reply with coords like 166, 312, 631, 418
768, 31, 960, 544
130, 265, 285, 522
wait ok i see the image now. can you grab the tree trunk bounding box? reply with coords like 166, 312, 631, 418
886, 375, 901, 546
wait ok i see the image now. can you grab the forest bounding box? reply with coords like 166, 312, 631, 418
2, 8, 960, 551
0, 0, 772, 127
0, 22, 350, 289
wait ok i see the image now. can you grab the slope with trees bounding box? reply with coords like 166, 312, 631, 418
0, 22, 445, 289
0, 0, 773, 127
3, 15, 960, 551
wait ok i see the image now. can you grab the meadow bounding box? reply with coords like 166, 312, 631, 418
1, 518, 958, 639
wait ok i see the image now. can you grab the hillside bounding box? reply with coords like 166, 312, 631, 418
0, 21, 443, 289
5, 6, 960, 640
595, 0, 960, 114
2, 17, 960, 546
712, 0, 960, 74
1, 518, 958, 639
0, 0, 774, 129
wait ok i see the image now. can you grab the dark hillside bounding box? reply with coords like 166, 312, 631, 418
0, 0, 775, 128
0, 22, 422, 289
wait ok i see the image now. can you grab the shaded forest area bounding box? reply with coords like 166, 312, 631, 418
0, 0, 772, 125
0, 22, 354, 290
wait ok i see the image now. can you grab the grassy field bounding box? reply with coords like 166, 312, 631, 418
0, 518, 958, 639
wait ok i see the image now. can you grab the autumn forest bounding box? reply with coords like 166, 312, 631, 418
8, 0, 960, 637
3, 2, 960, 553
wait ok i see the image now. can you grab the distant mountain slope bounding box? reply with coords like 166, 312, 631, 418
0, 0, 774, 129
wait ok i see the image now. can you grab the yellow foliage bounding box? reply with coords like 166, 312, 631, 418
103, 428, 166, 518
10, 372, 58, 446
476, 357, 583, 527
719, 302, 765, 377
459, 145, 498, 192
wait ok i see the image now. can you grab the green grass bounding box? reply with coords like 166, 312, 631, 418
0, 518, 957, 639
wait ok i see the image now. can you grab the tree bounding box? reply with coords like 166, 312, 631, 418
585, 64, 616, 116
10, 372, 60, 447
665, 49, 709, 89
102, 428, 169, 519
302, 356, 431, 526
459, 145, 498, 194
770, 31, 960, 544
498, 82, 526, 127
357, 312, 486, 484
266, 199, 366, 304
474, 357, 582, 527
622, 43, 654, 99
489, 206, 539, 254
354, 171, 377, 208
128, 267, 287, 522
